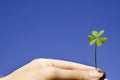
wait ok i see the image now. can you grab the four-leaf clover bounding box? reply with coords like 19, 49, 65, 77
88, 30, 107, 47
88, 30, 107, 70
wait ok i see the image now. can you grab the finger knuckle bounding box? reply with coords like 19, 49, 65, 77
31, 58, 47, 63
43, 67, 57, 78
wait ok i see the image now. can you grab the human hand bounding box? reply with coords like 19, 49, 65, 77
1, 58, 106, 80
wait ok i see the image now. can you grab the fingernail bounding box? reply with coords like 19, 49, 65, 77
89, 70, 104, 79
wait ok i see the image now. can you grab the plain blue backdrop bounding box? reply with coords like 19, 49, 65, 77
0, 0, 120, 79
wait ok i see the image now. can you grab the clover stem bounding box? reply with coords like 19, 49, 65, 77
94, 43, 97, 70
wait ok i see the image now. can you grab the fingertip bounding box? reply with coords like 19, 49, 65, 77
89, 69, 106, 80
97, 70, 106, 80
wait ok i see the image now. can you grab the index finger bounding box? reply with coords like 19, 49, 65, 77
42, 58, 95, 70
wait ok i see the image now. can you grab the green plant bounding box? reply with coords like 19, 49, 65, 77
88, 30, 107, 70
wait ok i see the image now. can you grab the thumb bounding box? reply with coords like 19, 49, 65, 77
48, 67, 105, 80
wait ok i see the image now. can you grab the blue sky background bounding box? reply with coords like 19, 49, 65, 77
0, 0, 119, 79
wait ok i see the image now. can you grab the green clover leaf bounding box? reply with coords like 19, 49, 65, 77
98, 30, 104, 37
88, 35, 95, 41
99, 37, 107, 43
96, 39, 102, 47
90, 39, 96, 45
92, 30, 98, 37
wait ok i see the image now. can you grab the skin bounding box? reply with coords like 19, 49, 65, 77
0, 58, 105, 80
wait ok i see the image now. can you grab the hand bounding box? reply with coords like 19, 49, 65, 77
1, 58, 105, 80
